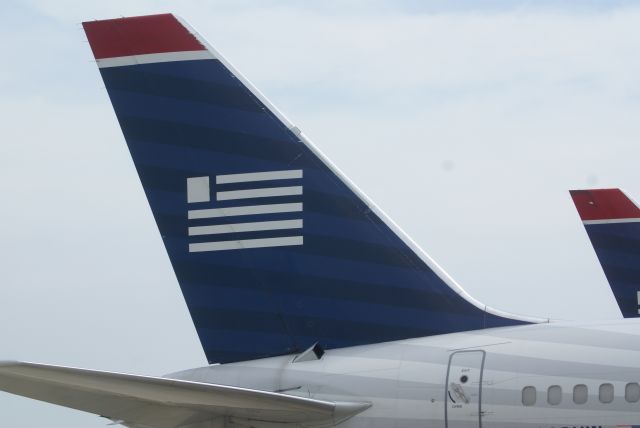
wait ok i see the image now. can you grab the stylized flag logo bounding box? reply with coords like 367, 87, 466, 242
186, 170, 303, 252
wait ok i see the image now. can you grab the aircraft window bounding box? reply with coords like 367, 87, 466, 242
599, 383, 614, 403
548, 385, 562, 405
522, 386, 536, 406
573, 384, 588, 404
626, 383, 640, 403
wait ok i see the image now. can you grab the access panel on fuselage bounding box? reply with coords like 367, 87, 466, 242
446, 350, 485, 428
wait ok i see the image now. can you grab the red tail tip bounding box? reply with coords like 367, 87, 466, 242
569, 188, 640, 221
82, 13, 205, 60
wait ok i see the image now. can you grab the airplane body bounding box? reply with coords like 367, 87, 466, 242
1, 13, 640, 428
168, 319, 640, 428
5, 320, 640, 428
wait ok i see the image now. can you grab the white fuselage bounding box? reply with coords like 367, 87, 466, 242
170, 319, 640, 428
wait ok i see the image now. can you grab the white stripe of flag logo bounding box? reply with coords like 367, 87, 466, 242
186, 169, 303, 252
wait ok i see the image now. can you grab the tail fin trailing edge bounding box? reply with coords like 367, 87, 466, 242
176, 15, 545, 324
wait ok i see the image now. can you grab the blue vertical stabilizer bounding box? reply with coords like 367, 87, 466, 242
84, 14, 537, 364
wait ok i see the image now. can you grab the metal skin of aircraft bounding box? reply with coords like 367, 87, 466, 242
2, 13, 640, 428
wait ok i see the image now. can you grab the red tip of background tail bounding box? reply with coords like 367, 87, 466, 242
82, 13, 205, 60
569, 188, 640, 221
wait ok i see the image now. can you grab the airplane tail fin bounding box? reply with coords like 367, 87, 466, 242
570, 188, 640, 318
82, 14, 540, 364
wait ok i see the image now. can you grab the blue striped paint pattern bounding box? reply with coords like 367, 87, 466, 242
584, 222, 640, 318
98, 58, 527, 364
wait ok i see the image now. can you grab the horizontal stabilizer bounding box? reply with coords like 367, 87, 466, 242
570, 188, 640, 318
0, 361, 370, 428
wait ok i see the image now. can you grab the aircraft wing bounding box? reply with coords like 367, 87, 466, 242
0, 361, 370, 428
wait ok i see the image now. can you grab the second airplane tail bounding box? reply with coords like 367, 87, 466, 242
570, 188, 640, 318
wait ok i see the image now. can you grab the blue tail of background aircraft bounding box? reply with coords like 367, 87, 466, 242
83, 14, 536, 364
570, 188, 640, 319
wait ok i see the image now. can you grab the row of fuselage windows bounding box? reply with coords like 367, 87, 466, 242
522, 383, 640, 406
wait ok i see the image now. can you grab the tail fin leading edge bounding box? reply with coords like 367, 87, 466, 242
570, 188, 640, 318
83, 14, 538, 364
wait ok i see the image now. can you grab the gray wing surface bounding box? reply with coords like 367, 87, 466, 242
0, 361, 370, 428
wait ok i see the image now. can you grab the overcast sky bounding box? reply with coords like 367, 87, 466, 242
2, 1, 640, 426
